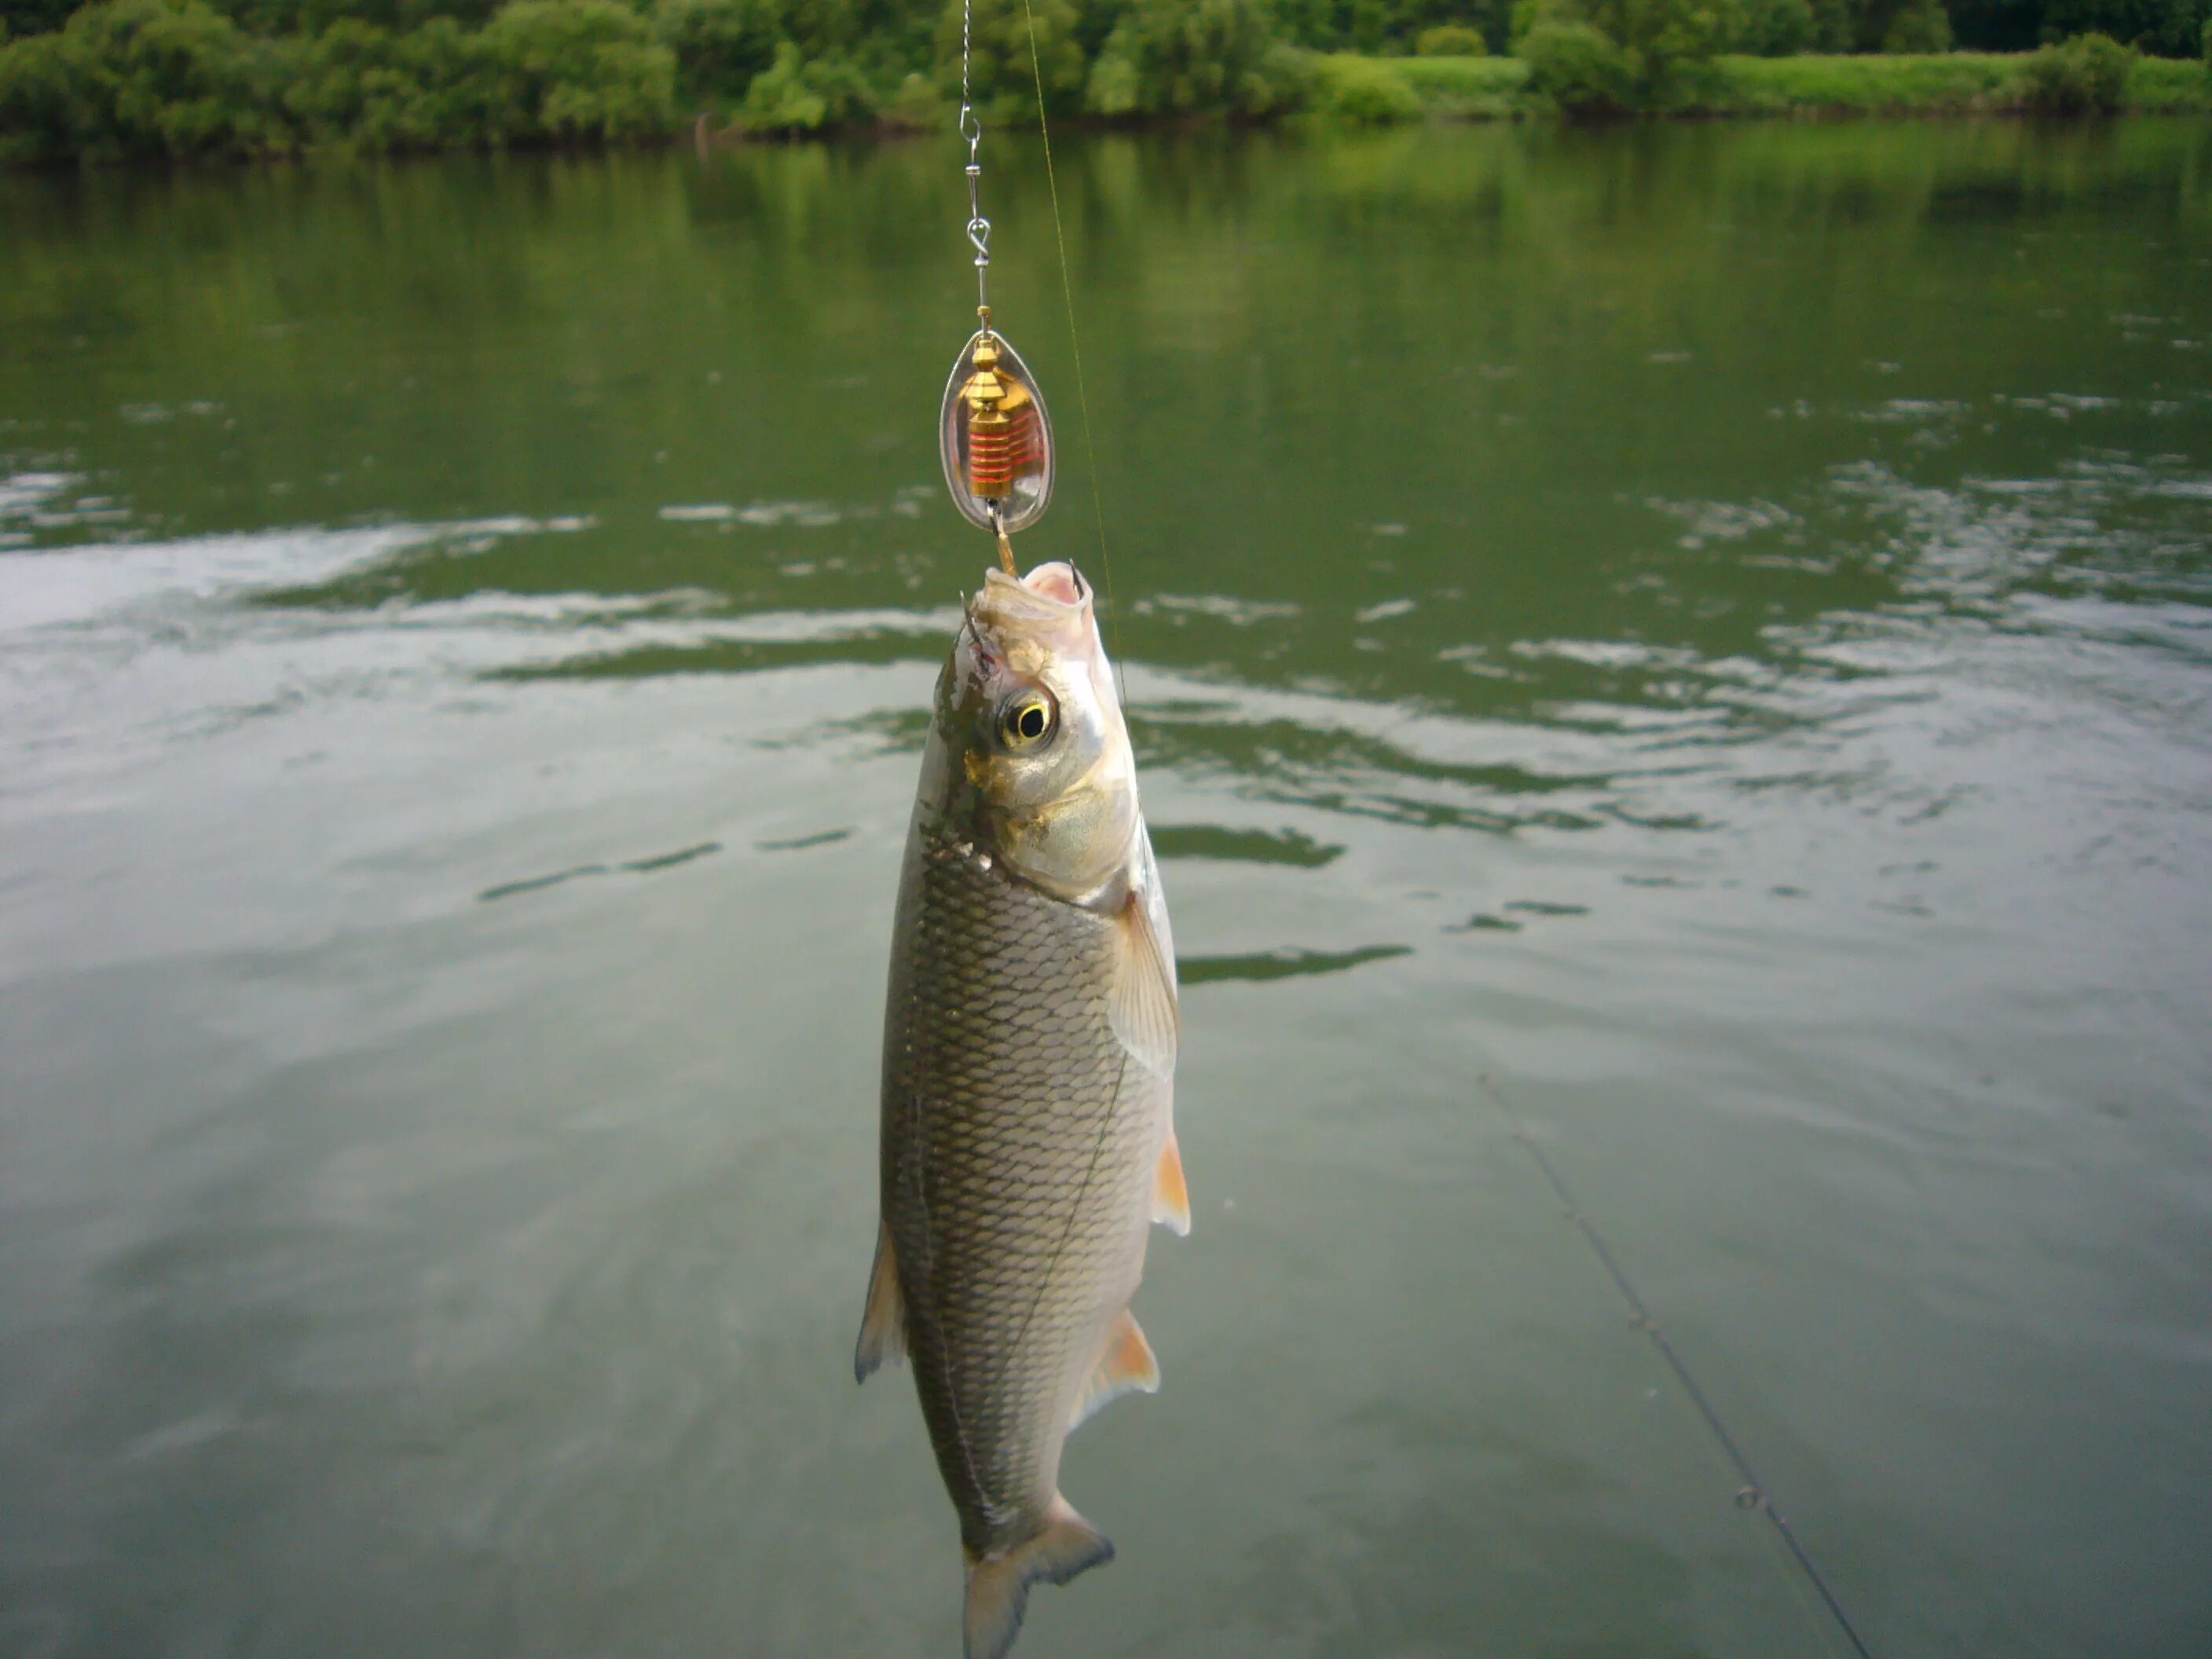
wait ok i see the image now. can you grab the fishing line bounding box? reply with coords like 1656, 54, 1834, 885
1474, 1072, 1879, 1659
1018, 0, 1127, 707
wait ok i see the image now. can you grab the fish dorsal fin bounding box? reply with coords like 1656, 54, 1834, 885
1108, 888, 1179, 1079
1070, 1309, 1160, 1432
1152, 1130, 1190, 1236
851, 1222, 906, 1382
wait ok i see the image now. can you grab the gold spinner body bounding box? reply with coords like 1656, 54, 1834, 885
939, 320, 1055, 540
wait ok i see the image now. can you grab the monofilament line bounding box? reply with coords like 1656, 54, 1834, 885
1020, 0, 1125, 706
1475, 1073, 1879, 1659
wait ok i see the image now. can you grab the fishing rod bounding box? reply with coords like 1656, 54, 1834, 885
1477, 1073, 1880, 1659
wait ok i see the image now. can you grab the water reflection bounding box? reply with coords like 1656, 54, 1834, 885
2, 119, 2210, 1659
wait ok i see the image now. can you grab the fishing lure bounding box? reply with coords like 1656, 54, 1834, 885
936, 7, 1055, 570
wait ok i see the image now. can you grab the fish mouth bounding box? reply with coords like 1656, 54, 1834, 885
972, 560, 1092, 632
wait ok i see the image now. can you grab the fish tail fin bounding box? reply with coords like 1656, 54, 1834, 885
962, 1496, 1115, 1659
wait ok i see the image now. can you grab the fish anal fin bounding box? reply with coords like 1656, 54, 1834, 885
1108, 889, 1179, 1078
852, 1222, 906, 1383
963, 1495, 1115, 1659
1152, 1130, 1191, 1237
1069, 1308, 1160, 1432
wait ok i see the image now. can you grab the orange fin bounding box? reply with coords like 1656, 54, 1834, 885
851, 1222, 906, 1382
1069, 1308, 1160, 1432
1108, 889, 1179, 1078
1152, 1130, 1190, 1236
963, 1495, 1114, 1659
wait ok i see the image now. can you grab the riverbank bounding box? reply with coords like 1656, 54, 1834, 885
1316, 51, 2212, 123
1, 1, 2206, 169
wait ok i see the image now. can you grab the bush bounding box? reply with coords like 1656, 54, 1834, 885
478, 0, 678, 141
2, 0, 76, 37
0, 0, 293, 160
2020, 28, 2133, 109
1734, 0, 1814, 52
1415, 21, 1489, 52
1310, 50, 1426, 117
1881, 0, 1953, 48
933, 0, 1083, 126
1084, 0, 1292, 116
734, 38, 872, 130
1516, 0, 1742, 101
2037, 0, 2210, 60
652, 0, 780, 110
1519, 17, 1636, 110
881, 68, 945, 129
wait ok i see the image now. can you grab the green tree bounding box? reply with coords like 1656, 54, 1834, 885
1515, 0, 1739, 101
1518, 16, 1635, 109
932, 0, 1082, 125
1084, 0, 1297, 115
478, 0, 678, 141
2040, 0, 2207, 54
735, 35, 874, 128
1734, 0, 1814, 51
653, 0, 782, 108
2020, 26, 2133, 102
1881, 0, 1952, 46
2, 0, 78, 37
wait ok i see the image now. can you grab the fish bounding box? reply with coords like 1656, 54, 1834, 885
855, 558, 1188, 1659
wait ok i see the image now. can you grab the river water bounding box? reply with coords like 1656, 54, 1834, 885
2, 120, 2209, 1658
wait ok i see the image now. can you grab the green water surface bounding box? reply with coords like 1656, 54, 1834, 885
3, 120, 2210, 1658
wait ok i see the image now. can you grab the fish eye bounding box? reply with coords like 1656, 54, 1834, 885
997, 688, 1058, 751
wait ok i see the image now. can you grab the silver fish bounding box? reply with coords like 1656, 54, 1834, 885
855, 560, 1187, 1659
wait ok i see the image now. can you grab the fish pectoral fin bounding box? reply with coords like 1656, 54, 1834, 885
851, 1222, 906, 1383
1069, 1308, 1161, 1432
1108, 888, 1180, 1078
964, 1495, 1115, 1659
1152, 1129, 1191, 1236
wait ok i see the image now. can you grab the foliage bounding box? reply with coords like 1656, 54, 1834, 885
881, 64, 943, 126
1881, 0, 1953, 45
1734, 0, 1815, 53
1275, 0, 1507, 53
1391, 43, 1525, 101
2018, 25, 2132, 103
1514, 0, 1743, 103
2043, 0, 2207, 57
2, 0, 78, 35
1518, 16, 1638, 106
477, 2, 676, 141
1415, 20, 1489, 48
0, 0, 287, 160
1085, 0, 1299, 115
651, 0, 781, 108
5, 0, 2210, 163
933, 0, 1081, 126
734, 36, 871, 129
1309, 48, 1426, 113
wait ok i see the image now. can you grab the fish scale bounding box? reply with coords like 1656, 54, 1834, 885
884, 830, 1159, 1559
858, 560, 1181, 1659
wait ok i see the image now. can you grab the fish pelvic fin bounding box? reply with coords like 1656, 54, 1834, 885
1108, 888, 1179, 1079
1070, 1308, 1161, 1432
852, 1222, 906, 1383
1152, 1128, 1190, 1236
963, 1496, 1115, 1659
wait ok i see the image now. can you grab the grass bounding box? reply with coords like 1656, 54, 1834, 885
1390, 53, 1531, 119
1309, 49, 2211, 123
